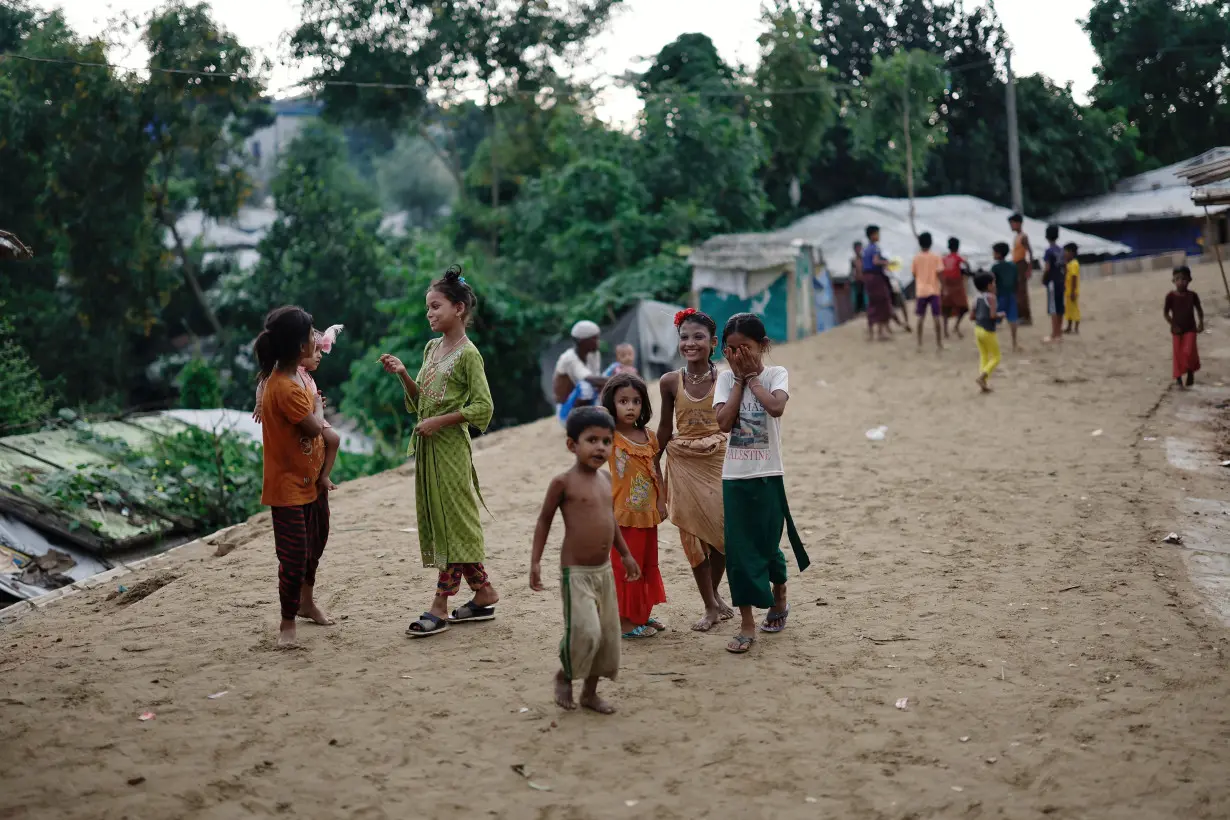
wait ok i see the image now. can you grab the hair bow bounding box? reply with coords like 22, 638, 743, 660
458, 276, 467, 285
673, 308, 697, 327
317, 324, 344, 354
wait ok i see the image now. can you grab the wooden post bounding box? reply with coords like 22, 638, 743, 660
1205, 207, 1230, 312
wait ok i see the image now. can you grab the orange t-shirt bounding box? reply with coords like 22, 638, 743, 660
609, 430, 662, 529
911, 251, 943, 299
260, 371, 324, 507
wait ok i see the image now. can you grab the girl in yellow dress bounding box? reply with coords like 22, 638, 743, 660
1063, 242, 1081, 334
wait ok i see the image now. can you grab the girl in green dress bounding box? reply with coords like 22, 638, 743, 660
379, 266, 499, 638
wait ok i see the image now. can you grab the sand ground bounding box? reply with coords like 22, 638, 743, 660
2, 267, 1229, 820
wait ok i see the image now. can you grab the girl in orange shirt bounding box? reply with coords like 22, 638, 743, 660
255, 306, 328, 648
601, 373, 668, 639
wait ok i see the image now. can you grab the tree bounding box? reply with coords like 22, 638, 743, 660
1084, 0, 1230, 165
0, 311, 53, 432
0, 9, 171, 406
375, 134, 459, 226
140, 1, 271, 339
639, 33, 737, 97
239, 123, 391, 401
637, 93, 768, 236
291, 0, 622, 246
1015, 75, 1141, 215
852, 49, 949, 235
753, 4, 838, 223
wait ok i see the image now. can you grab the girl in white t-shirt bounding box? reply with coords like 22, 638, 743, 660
712, 313, 810, 654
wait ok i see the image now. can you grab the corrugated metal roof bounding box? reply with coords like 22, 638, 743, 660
1051, 148, 1230, 224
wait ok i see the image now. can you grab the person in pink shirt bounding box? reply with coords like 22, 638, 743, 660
911, 232, 944, 351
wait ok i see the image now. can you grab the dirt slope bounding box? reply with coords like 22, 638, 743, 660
2, 266, 1228, 820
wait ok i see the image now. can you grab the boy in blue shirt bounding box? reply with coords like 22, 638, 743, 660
991, 242, 1020, 352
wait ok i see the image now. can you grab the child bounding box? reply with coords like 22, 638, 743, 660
941, 237, 971, 339
991, 242, 1021, 352
379, 265, 499, 638
602, 343, 639, 378
254, 306, 329, 648
531, 406, 641, 715
912, 231, 944, 350
862, 225, 893, 341
656, 308, 732, 632
255, 324, 344, 490
601, 372, 668, 638
713, 313, 809, 655
1041, 226, 1065, 343
1009, 212, 1033, 325
1164, 266, 1205, 388
972, 273, 1005, 393
1063, 243, 1081, 334
850, 241, 867, 315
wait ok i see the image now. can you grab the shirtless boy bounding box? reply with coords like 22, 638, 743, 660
531, 406, 641, 714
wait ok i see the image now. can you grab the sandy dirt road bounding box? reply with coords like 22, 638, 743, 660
2, 266, 1229, 820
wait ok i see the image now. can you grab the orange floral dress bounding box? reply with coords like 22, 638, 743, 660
608, 430, 667, 625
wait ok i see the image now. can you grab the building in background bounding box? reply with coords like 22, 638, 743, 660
1051, 148, 1230, 258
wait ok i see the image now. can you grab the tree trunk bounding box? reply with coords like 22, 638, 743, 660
416, 122, 465, 197
489, 93, 500, 255
160, 200, 224, 339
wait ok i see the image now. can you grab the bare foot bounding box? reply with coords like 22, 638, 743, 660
277, 620, 298, 648
976, 375, 992, 394
297, 602, 335, 625
554, 672, 576, 711
717, 599, 735, 621
580, 693, 617, 715
692, 609, 720, 632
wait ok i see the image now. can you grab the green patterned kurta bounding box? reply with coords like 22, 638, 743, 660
404, 338, 494, 569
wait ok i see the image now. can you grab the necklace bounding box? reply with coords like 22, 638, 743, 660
684, 364, 714, 385
433, 333, 468, 362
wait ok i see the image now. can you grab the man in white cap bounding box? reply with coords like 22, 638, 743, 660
553, 320, 606, 423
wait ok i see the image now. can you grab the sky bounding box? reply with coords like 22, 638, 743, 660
53, 0, 1100, 123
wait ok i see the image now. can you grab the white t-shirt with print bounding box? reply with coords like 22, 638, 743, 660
713, 366, 789, 480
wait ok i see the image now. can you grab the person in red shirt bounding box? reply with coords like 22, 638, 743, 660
940, 236, 971, 339
1164, 266, 1205, 389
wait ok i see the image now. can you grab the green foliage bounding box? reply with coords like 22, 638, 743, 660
637, 93, 768, 236
292, 0, 622, 127
1015, 76, 1142, 215
375, 134, 458, 225
754, 4, 838, 222
1085, 0, 1230, 166
851, 50, 950, 194
37, 420, 263, 534
0, 311, 53, 432
639, 33, 736, 96
342, 234, 551, 437
176, 356, 222, 409
236, 123, 392, 402
0, 8, 169, 405
564, 252, 692, 327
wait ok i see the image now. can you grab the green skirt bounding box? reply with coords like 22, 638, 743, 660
723, 477, 809, 609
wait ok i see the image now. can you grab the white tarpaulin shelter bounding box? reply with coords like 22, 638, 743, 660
776, 195, 1131, 287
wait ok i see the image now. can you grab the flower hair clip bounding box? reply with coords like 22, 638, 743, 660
317, 324, 344, 354
674, 307, 698, 327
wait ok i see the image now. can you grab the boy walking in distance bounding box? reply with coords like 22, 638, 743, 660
531, 406, 641, 714
1164, 266, 1205, 389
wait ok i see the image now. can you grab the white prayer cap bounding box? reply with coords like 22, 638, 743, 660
570, 320, 600, 340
